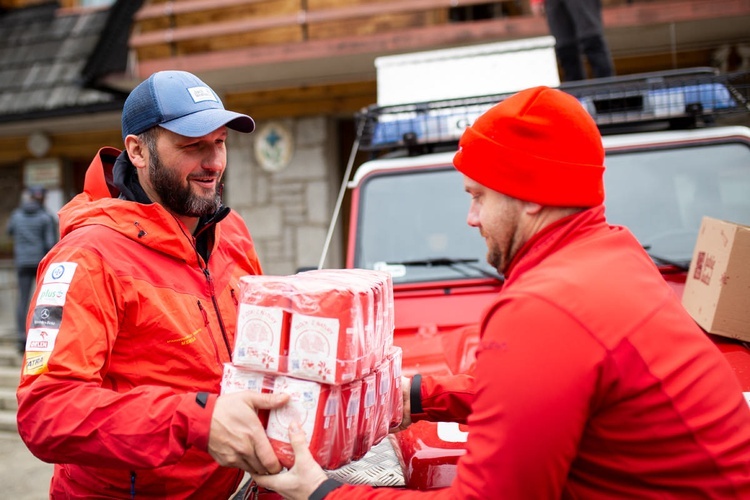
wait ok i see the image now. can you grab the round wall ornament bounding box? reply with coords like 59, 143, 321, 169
254, 121, 294, 173
27, 131, 52, 158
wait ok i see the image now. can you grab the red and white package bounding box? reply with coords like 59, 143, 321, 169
328, 379, 362, 470
220, 363, 274, 395
220, 364, 274, 429
387, 345, 404, 430
305, 269, 382, 377
372, 356, 392, 446
266, 376, 340, 469
288, 312, 353, 385
351, 269, 394, 372
352, 371, 377, 460
233, 303, 289, 372
286, 275, 361, 384
236, 270, 394, 385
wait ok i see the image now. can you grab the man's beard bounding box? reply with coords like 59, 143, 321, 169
486, 243, 503, 274
149, 154, 222, 218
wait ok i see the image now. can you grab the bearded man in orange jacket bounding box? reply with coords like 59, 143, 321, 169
252, 86, 750, 499
16, 70, 290, 498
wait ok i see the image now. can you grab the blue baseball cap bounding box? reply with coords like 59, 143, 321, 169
121, 70, 255, 141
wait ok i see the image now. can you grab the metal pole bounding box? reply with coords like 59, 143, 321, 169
317, 116, 366, 270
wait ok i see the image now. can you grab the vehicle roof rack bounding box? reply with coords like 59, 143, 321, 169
357, 68, 750, 152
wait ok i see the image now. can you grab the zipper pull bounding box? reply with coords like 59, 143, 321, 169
204, 267, 216, 296
134, 221, 146, 238
243, 479, 259, 500
197, 301, 209, 326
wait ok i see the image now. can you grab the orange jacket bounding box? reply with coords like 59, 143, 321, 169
16, 147, 262, 498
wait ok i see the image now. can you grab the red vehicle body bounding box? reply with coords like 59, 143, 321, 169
334, 69, 750, 490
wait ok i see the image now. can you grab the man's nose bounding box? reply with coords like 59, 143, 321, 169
466, 207, 479, 227
203, 146, 225, 171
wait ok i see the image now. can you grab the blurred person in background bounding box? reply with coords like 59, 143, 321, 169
6, 185, 57, 354
531, 0, 615, 81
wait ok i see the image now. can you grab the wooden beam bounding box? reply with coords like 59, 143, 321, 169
135, 0, 750, 78
226, 80, 375, 107
243, 94, 375, 120
135, 0, 272, 21
130, 0, 511, 47
224, 80, 377, 119
137, 16, 548, 77
0, 129, 122, 165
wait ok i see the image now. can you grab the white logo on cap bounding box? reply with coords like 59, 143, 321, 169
188, 86, 217, 103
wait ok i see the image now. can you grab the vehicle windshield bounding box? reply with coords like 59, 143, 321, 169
604, 141, 750, 266
354, 140, 750, 284
354, 167, 497, 284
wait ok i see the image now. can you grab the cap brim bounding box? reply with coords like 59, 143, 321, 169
160, 108, 255, 137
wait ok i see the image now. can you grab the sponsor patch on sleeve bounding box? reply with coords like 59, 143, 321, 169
23, 262, 78, 376
41, 262, 78, 286
23, 352, 50, 376
26, 328, 58, 352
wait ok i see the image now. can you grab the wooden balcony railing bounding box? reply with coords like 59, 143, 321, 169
131, 0, 527, 62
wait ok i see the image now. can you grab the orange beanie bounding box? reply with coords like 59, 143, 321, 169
453, 86, 605, 207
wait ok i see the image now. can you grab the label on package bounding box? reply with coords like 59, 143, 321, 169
288, 314, 340, 383
234, 304, 285, 371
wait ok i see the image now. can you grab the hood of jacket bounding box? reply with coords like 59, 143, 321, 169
20, 200, 45, 215
58, 147, 217, 262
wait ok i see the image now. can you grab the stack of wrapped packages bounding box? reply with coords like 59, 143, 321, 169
221, 268, 403, 470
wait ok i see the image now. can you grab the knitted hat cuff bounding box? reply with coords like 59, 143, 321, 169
454, 126, 605, 206
452, 86, 605, 207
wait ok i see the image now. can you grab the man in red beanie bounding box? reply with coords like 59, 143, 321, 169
252, 87, 750, 499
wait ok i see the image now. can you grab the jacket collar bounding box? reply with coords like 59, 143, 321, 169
504, 205, 608, 283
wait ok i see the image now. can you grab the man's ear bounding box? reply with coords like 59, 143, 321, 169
124, 135, 148, 170
523, 201, 544, 215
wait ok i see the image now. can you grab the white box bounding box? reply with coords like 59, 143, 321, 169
375, 37, 559, 106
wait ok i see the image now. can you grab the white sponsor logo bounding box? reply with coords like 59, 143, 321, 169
35, 283, 69, 307
43, 263, 78, 285
436, 422, 469, 443
188, 86, 217, 103
26, 328, 59, 352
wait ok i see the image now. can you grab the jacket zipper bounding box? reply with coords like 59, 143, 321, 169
203, 267, 232, 357
173, 213, 233, 364
197, 300, 222, 366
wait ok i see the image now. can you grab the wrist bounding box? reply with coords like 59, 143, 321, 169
309, 477, 342, 500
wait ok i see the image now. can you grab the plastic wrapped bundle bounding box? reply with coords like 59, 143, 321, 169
266, 376, 340, 469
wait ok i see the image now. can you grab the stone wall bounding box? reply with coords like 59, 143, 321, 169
225, 115, 343, 276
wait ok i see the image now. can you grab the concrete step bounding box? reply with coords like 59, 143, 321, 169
0, 332, 18, 348
0, 387, 17, 411
0, 409, 17, 433
0, 345, 22, 368
0, 365, 20, 389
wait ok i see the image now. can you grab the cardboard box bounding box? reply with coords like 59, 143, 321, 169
682, 217, 750, 340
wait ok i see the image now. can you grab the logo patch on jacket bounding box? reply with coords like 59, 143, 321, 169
24, 262, 78, 376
